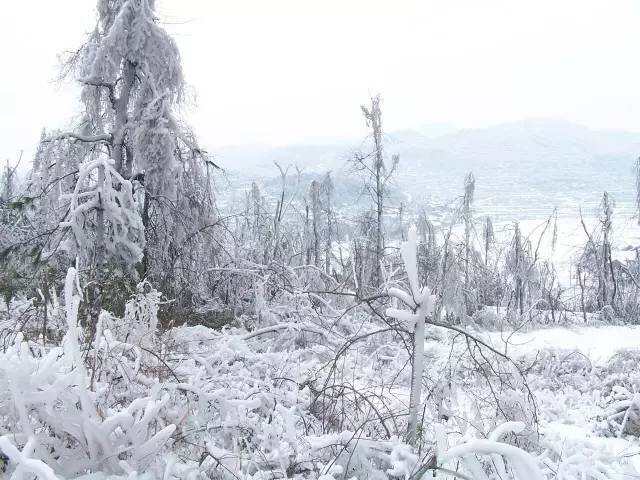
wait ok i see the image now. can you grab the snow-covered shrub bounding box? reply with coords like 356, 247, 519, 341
103, 279, 161, 345
600, 349, 640, 395
539, 426, 630, 480
0, 285, 67, 349
436, 421, 545, 480
471, 306, 505, 330
59, 157, 144, 267
527, 348, 594, 393
495, 388, 539, 441
0, 268, 176, 479
603, 386, 640, 437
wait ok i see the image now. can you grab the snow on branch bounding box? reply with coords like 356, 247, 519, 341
435, 422, 545, 480
0, 437, 60, 480
44, 132, 113, 144
58, 157, 145, 265
385, 225, 436, 445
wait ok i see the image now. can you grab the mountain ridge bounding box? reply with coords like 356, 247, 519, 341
217, 119, 640, 220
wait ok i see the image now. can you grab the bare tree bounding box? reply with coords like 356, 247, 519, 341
511, 222, 526, 315
352, 95, 398, 287
462, 172, 475, 314
322, 172, 335, 275
576, 195, 618, 316
635, 157, 640, 225
309, 180, 321, 267
483, 216, 494, 266
599, 192, 616, 308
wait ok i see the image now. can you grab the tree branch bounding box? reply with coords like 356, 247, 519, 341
45, 132, 113, 144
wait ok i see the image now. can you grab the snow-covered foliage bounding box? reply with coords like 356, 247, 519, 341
58, 158, 144, 266
436, 421, 544, 480
3, 1, 640, 479
386, 225, 435, 444
1, 261, 639, 479
0, 268, 174, 479
2, 0, 219, 321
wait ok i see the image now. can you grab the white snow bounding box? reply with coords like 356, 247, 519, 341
487, 325, 640, 364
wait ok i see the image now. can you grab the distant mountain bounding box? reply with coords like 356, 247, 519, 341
216, 119, 640, 221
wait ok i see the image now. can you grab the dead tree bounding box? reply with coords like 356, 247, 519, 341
599, 192, 616, 308
352, 95, 398, 287
309, 180, 321, 267
322, 172, 335, 275
462, 173, 475, 315
576, 195, 618, 315
511, 223, 526, 315
635, 157, 640, 225
483, 216, 494, 266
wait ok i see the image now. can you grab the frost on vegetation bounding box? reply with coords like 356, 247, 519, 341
0, 268, 174, 480
386, 225, 435, 444
1, 267, 639, 480
432, 421, 546, 480
604, 386, 640, 437
5, 0, 640, 479
58, 158, 144, 266
0, 267, 541, 480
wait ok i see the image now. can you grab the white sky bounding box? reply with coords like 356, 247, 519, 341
2, 0, 640, 161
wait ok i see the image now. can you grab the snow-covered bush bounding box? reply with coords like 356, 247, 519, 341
0, 268, 175, 479
603, 386, 640, 437
59, 158, 144, 267
436, 421, 545, 480
527, 348, 595, 393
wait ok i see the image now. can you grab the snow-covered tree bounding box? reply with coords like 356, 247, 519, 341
387, 225, 435, 445
635, 157, 640, 225
0, 158, 17, 205
321, 172, 335, 275
59, 158, 144, 332
576, 192, 619, 316
352, 95, 398, 288
27, 0, 218, 323
462, 172, 475, 314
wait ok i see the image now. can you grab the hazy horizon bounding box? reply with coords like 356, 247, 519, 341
3, 0, 640, 162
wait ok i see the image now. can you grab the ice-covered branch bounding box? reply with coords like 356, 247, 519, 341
44, 132, 113, 144
385, 225, 435, 445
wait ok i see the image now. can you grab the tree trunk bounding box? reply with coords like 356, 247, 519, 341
89, 164, 106, 343
407, 294, 431, 445
113, 61, 135, 175
373, 109, 384, 286
325, 207, 332, 275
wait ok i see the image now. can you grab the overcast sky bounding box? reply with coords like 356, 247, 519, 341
2, 0, 640, 162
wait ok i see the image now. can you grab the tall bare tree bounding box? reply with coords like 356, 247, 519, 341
352, 95, 398, 287
462, 172, 475, 314
309, 180, 321, 267
322, 172, 335, 275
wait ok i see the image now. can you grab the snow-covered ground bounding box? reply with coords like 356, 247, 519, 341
486, 325, 640, 364
497, 324, 640, 477
2, 286, 640, 479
